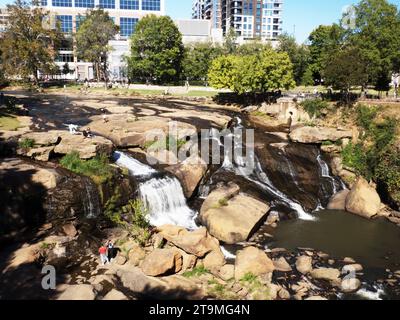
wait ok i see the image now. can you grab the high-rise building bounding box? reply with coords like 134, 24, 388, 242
38, 0, 165, 80
0, 8, 9, 35
192, 0, 283, 43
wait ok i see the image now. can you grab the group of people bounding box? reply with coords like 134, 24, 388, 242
67, 124, 92, 138
98, 240, 116, 266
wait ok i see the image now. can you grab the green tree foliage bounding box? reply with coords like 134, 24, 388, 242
308, 24, 345, 83
223, 28, 238, 54
62, 62, 72, 78
208, 48, 296, 95
128, 15, 184, 84
75, 9, 118, 82
349, 0, 400, 91
236, 41, 271, 56
183, 42, 222, 81
324, 46, 369, 92
0, 0, 63, 85
277, 33, 311, 85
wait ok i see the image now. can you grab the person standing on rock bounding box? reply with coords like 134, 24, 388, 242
101, 108, 108, 123
99, 244, 109, 265
287, 111, 294, 133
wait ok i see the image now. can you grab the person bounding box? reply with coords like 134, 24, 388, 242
99, 245, 109, 265
287, 111, 294, 133
68, 124, 79, 135
101, 108, 108, 123
82, 127, 92, 138
107, 240, 115, 262
185, 79, 190, 91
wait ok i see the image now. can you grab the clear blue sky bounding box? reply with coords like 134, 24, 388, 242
1, 0, 399, 43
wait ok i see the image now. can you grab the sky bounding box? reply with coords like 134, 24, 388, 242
1, 0, 400, 43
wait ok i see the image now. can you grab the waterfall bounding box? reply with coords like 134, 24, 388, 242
82, 177, 101, 218
218, 117, 316, 221
113, 151, 197, 230
316, 153, 345, 196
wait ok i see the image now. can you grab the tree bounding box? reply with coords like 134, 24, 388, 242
347, 0, 400, 91
223, 27, 238, 54
1, 0, 62, 85
308, 24, 345, 84
75, 9, 118, 83
324, 46, 368, 99
62, 62, 72, 79
236, 41, 271, 56
277, 33, 311, 85
208, 48, 296, 95
182, 42, 222, 82
128, 15, 184, 84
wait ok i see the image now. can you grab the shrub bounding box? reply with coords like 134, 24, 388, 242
104, 191, 151, 246
18, 138, 35, 149
60, 151, 114, 184
341, 142, 370, 178
300, 98, 328, 118
356, 105, 379, 131
375, 149, 400, 204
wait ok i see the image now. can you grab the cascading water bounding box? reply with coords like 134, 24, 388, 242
213, 117, 316, 221
82, 177, 101, 218
113, 151, 197, 230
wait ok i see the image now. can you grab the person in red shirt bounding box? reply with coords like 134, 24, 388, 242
99, 245, 109, 265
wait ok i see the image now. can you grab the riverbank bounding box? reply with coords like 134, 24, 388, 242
1, 89, 400, 300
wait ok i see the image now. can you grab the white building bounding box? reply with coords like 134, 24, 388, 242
0, 8, 9, 34
175, 19, 223, 45
39, 0, 165, 80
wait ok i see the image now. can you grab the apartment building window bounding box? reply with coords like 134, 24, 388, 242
75, 15, 86, 31
75, 0, 95, 8
120, 0, 139, 10
56, 53, 74, 63
120, 17, 138, 37
142, 0, 161, 11
57, 15, 73, 33
99, 0, 115, 9
41, 0, 47, 6
52, 0, 72, 7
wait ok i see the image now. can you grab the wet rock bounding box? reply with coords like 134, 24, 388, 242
296, 256, 313, 274
341, 278, 361, 293
343, 257, 356, 264
156, 225, 219, 257
165, 155, 208, 198
273, 257, 292, 272
234, 246, 275, 280
327, 190, 350, 211
57, 284, 96, 300
289, 126, 352, 144
342, 264, 363, 273
200, 183, 270, 244
102, 289, 128, 300
140, 249, 182, 276
310, 268, 341, 282
345, 177, 381, 218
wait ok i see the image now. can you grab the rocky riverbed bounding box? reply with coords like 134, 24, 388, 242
1, 90, 400, 300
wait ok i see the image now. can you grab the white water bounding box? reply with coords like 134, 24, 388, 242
139, 176, 198, 229
114, 151, 156, 177
355, 285, 385, 300
317, 153, 339, 194
113, 151, 197, 230
218, 119, 316, 221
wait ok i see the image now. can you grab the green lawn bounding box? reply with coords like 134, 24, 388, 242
0, 115, 21, 131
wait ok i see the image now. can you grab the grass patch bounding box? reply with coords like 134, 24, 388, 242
60, 151, 114, 184
0, 115, 21, 131
144, 135, 187, 152
183, 265, 210, 278
18, 138, 35, 149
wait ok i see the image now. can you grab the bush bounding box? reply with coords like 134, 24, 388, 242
375, 149, 400, 205
104, 191, 151, 246
342, 142, 370, 178
356, 105, 378, 131
60, 151, 114, 184
18, 138, 35, 149
300, 98, 328, 118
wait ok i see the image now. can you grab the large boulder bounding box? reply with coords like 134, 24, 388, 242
327, 190, 350, 210
234, 246, 275, 280
200, 183, 270, 244
345, 177, 381, 218
290, 126, 353, 144
166, 155, 208, 198
54, 133, 113, 159
310, 268, 341, 282
140, 249, 183, 276
102, 289, 128, 300
156, 225, 220, 257
57, 284, 96, 300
